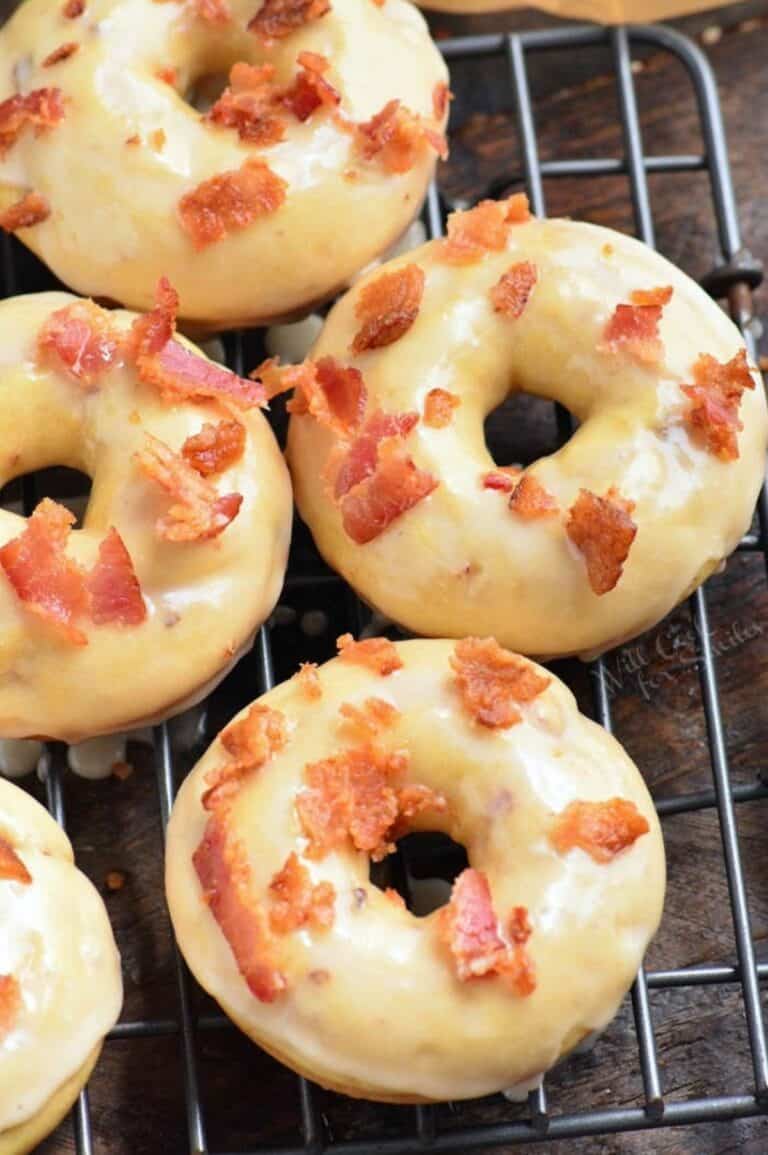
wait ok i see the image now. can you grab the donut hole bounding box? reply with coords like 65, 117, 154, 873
369, 831, 469, 917
0, 467, 92, 526
184, 71, 231, 115
483, 391, 566, 468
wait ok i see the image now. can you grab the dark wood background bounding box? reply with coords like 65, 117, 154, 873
7, 1, 768, 1152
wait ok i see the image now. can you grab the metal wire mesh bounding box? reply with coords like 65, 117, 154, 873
4, 18, 768, 1154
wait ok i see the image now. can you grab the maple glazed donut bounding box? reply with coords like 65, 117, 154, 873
166, 635, 665, 1102
0, 778, 122, 1154
286, 198, 768, 659
0, 284, 291, 743
0, 0, 449, 330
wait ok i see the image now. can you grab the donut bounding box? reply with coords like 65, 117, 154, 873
166, 635, 665, 1102
0, 777, 122, 1153
0, 285, 291, 743
285, 199, 768, 659
0, 0, 449, 330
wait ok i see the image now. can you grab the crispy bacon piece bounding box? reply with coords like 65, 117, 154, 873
282, 52, 340, 122
0, 838, 32, 884
338, 697, 400, 741
202, 704, 287, 810
508, 905, 532, 945
134, 434, 243, 543
207, 63, 285, 147
508, 474, 558, 519
395, 782, 447, 825
482, 466, 522, 492
194, 812, 286, 1001
86, 528, 146, 626
680, 348, 755, 461
130, 276, 179, 359
355, 100, 447, 174
182, 421, 245, 478
0, 975, 21, 1038
0, 191, 50, 232
602, 297, 666, 365
42, 42, 79, 68
155, 67, 177, 88
178, 159, 287, 250
63, 0, 85, 14
566, 487, 637, 596
432, 81, 451, 120
287, 357, 366, 436
193, 0, 232, 23
38, 299, 122, 387
423, 388, 460, 429
336, 634, 402, 675
450, 637, 550, 729
490, 260, 537, 319
437, 195, 530, 264
137, 339, 266, 409
0, 88, 65, 155
268, 852, 335, 933
340, 438, 438, 544
351, 264, 425, 354
0, 499, 88, 645
631, 285, 673, 308
550, 798, 650, 863
330, 409, 419, 499
296, 662, 322, 700
439, 869, 536, 995
383, 886, 406, 909
248, 0, 330, 41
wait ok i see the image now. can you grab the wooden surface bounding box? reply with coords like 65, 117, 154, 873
8, 2, 768, 1153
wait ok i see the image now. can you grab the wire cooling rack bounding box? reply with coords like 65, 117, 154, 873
3, 17, 768, 1155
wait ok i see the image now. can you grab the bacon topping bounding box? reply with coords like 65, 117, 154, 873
63, 0, 85, 14
282, 52, 340, 121
602, 290, 669, 365
130, 276, 179, 359
339, 437, 438, 544
383, 886, 406, 909
351, 264, 425, 354
0, 191, 50, 232
490, 260, 537, 318
248, 0, 330, 42
432, 81, 451, 120
355, 100, 447, 174
193, 0, 232, 23
268, 852, 335, 933
42, 42, 79, 67
508, 473, 558, 519
680, 348, 755, 462
336, 633, 402, 676
182, 421, 245, 478
437, 195, 530, 264
134, 434, 243, 543
287, 357, 366, 436
194, 812, 286, 1001
0, 975, 21, 1038
550, 798, 650, 863
423, 388, 460, 429
38, 299, 122, 387
451, 637, 550, 729
0, 88, 65, 155
296, 662, 322, 700
330, 410, 419, 499
178, 159, 287, 250
86, 527, 146, 626
439, 869, 535, 995
202, 704, 287, 811
338, 697, 400, 742
0, 838, 32, 884
207, 63, 284, 147
566, 487, 637, 596
631, 285, 673, 308
482, 466, 522, 492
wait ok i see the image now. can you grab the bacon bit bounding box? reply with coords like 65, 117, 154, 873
396, 782, 447, 824
178, 159, 287, 250
0, 838, 32, 884
87, 527, 146, 626
631, 285, 673, 308
490, 260, 537, 319
681, 348, 755, 461
282, 52, 340, 122
423, 388, 460, 429
125, 134, 140, 146
432, 81, 451, 120
63, 0, 85, 14
288, 357, 366, 436
338, 697, 400, 741
438, 869, 535, 995
0, 88, 65, 156
0, 976, 21, 1038
182, 421, 245, 478
112, 760, 133, 780
134, 434, 243, 543
383, 887, 406, 910
130, 276, 179, 359
351, 264, 425, 354
0, 499, 88, 645
550, 798, 650, 863
340, 438, 438, 544
137, 341, 266, 409
155, 66, 177, 87
105, 869, 126, 891
42, 42, 79, 68
268, 852, 335, 933
566, 487, 637, 596
202, 704, 287, 810
207, 63, 285, 147
355, 100, 447, 175
193, 0, 232, 23
508, 905, 532, 945
450, 637, 550, 729
194, 812, 286, 1001
482, 466, 522, 492
508, 474, 558, 519
296, 662, 322, 700
437, 195, 530, 264
330, 409, 419, 499
248, 0, 330, 41
602, 298, 666, 365
336, 634, 402, 675
38, 299, 121, 387
0, 191, 50, 232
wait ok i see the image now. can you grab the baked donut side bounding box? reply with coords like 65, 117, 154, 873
286, 204, 767, 659
0, 0, 449, 329
166, 636, 665, 1103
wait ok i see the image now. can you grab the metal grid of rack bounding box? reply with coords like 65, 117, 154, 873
4, 17, 768, 1154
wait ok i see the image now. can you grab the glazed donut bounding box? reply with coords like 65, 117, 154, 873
286, 199, 768, 659
0, 0, 448, 330
0, 285, 291, 743
166, 635, 665, 1102
0, 777, 122, 1154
